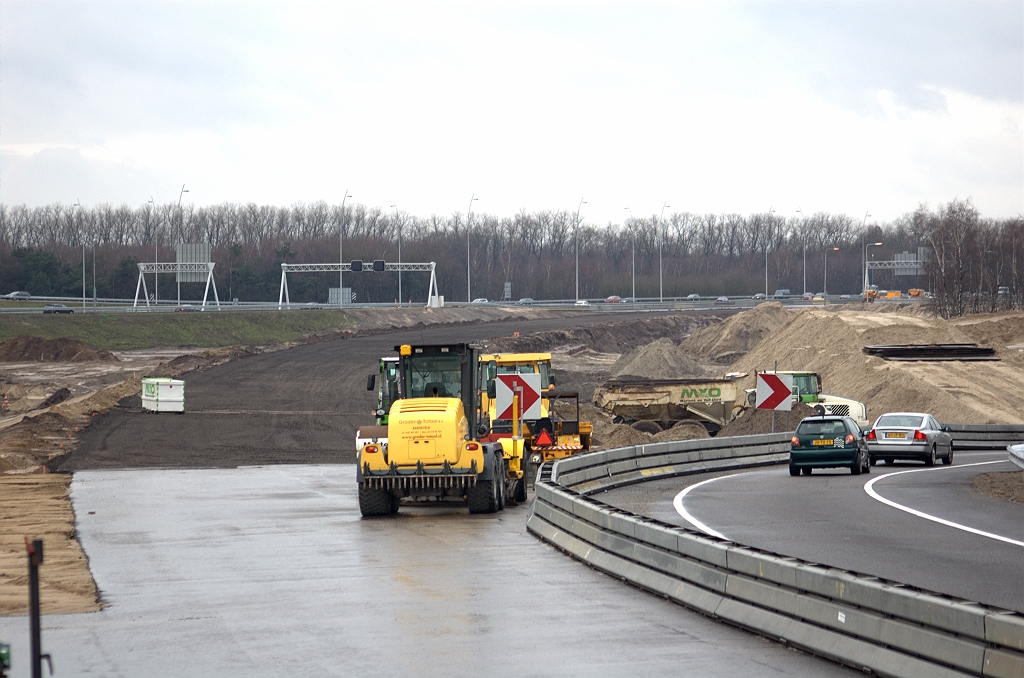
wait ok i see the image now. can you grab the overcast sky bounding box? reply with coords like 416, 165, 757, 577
2, 1, 1021, 225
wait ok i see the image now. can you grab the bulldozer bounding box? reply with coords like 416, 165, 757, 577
357, 343, 526, 516
477, 352, 592, 484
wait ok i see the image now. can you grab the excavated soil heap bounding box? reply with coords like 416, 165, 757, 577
0, 336, 117, 363
718, 402, 819, 437
610, 338, 707, 380
680, 302, 794, 364
729, 308, 1024, 425
972, 471, 1024, 505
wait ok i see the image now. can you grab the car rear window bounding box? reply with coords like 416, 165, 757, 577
876, 415, 924, 428
796, 420, 849, 436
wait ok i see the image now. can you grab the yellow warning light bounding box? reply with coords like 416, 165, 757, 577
399, 344, 412, 356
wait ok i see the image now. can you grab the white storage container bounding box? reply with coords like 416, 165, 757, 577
141, 378, 185, 413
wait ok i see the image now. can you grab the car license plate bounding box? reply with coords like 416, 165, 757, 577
885, 432, 907, 439
812, 439, 834, 446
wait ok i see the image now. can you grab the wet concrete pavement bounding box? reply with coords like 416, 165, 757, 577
0, 465, 857, 677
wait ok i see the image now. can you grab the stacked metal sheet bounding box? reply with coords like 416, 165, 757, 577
862, 343, 998, 361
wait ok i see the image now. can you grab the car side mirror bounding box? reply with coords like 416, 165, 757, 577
366, 374, 375, 391
942, 425, 950, 433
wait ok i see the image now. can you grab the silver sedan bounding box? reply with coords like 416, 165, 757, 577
866, 412, 953, 466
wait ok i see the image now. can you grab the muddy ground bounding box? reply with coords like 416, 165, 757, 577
973, 470, 1024, 505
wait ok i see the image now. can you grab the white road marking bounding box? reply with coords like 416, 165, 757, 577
672, 474, 742, 539
863, 460, 1024, 548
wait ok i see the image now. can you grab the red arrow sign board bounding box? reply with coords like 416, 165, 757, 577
756, 373, 794, 411
495, 373, 543, 420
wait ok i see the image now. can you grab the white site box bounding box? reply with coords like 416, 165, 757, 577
141, 378, 185, 413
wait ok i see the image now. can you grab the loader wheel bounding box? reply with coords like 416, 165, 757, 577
388, 492, 400, 514
514, 477, 527, 503
358, 486, 392, 517
467, 480, 499, 514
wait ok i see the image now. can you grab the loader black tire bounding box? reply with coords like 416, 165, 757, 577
388, 492, 400, 514
359, 486, 392, 517
467, 480, 499, 514
514, 477, 527, 503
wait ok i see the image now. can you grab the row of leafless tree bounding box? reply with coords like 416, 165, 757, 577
0, 200, 1018, 313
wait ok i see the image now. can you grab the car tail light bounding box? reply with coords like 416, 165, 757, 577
913, 430, 927, 441
845, 434, 855, 445
465, 442, 480, 451
791, 436, 800, 447
865, 429, 876, 440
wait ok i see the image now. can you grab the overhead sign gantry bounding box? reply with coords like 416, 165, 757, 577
278, 261, 440, 309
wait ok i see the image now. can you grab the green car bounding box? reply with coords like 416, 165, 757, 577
789, 416, 870, 476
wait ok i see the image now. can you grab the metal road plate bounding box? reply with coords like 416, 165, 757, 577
812, 439, 834, 446
885, 432, 907, 439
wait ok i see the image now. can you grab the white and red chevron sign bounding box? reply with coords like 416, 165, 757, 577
495, 373, 542, 420
755, 372, 794, 411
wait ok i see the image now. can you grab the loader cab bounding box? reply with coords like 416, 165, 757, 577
395, 343, 482, 436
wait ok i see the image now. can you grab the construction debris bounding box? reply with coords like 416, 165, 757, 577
862, 343, 998, 361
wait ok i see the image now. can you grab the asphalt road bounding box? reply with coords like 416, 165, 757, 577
601, 453, 1024, 612
58, 311, 665, 470
0, 465, 859, 677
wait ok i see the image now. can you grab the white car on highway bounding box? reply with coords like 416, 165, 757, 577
865, 412, 953, 466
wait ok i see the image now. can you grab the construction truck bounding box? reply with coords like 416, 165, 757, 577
356, 343, 526, 517
745, 371, 869, 428
477, 352, 592, 483
593, 374, 748, 435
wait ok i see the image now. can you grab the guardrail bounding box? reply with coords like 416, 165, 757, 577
527, 433, 1024, 678
950, 425, 1024, 451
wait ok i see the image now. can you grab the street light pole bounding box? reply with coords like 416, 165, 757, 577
860, 211, 872, 291
392, 203, 402, 304
659, 202, 669, 303
625, 207, 635, 300
797, 207, 806, 295
864, 241, 883, 292
149, 197, 157, 306
75, 201, 84, 310
467, 194, 477, 302
574, 198, 586, 301
339, 190, 351, 306
824, 247, 839, 296
765, 207, 775, 297
176, 184, 188, 305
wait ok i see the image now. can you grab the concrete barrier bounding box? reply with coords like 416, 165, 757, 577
527, 432, 1024, 678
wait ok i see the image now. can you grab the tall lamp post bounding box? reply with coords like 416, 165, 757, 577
339, 190, 351, 306
824, 246, 839, 297
467, 194, 477, 302
864, 241, 883, 292
797, 207, 807, 295
75, 201, 84, 310
392, 202, 402, 303
658, 202, 669, 302
625, 207, 635, 300
574, 197, 586, 301
765, 207, 775, 297
149, 197, 158, 306
176, 184, 188, 305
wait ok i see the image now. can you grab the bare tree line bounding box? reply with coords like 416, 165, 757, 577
0, 199, 1019, 315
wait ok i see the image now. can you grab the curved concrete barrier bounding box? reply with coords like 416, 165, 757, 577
1009, 444, 1024, 472
528, 433, 1024, 678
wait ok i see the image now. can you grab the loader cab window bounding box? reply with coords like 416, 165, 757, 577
406, 354, 462, 399
381, 361, 400, 411
791, 374, 820, 397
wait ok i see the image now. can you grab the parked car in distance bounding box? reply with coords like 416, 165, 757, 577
471, 298, 489, 303
839, 294, 852, 300
789, 415, 870, 476
865, 412, 953, 466
175, 305, 200, 312
605, 295, 622, 303
574, 299, 590, 306
42, 303, 73, 314
772, 289, 791, 299
3, 291, 30, 300
753, 293, 767, 300
801, 293, 814, 301
517, 297, 534, 305
715, 296, 731, 304
686, 293, 701, 300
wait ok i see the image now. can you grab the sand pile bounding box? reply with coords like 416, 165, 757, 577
680, 302, 794, 364
729, 308, 1024, 425
0, 336, 118, 363
718, 402, 819, 437
592, 417, 709, 450
610, 338, 706, 380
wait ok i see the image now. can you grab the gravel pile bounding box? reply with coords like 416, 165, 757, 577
609, 338, 707, 380
679, 302, 793, 364
0, 336, 118, 363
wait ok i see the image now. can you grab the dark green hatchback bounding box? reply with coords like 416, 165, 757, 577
789, 416, 870, 476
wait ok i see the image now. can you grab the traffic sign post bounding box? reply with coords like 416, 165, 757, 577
494, 373, 542, 421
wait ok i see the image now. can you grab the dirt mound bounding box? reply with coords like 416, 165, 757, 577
610, 338, 707, 380
680, 303, 794, 364
653, 420, 710, 442
39, 388, 72, 409
0, 336, 118, 363
718, 402, 819, 437
972, 471, 1024, 505
483, 314, 722, 355
147, 345, 261, 378
729, 307, 1024, 425
951, 314, 1024, 350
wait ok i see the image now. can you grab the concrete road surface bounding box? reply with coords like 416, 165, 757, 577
0, 465, 858, 677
